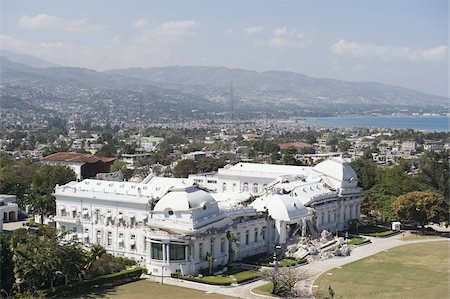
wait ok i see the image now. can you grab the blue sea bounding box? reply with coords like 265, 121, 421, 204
303, 116, 449, 132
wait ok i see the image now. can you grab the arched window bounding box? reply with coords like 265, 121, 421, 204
222, 182, 227, 192
253, 183, 259, 193
243, 182, 249, 192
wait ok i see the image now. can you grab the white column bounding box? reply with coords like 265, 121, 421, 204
162, 243, 166, 262
166, 244, 170, 262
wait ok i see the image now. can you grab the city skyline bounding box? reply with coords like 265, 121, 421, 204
1, 0, 448, 97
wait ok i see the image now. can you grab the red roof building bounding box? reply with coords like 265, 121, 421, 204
41, 152, 115, 180
278, 142, 313, 150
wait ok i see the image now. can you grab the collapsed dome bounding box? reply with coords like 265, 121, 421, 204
313, 157, 358, 189
251, 193, 309, 221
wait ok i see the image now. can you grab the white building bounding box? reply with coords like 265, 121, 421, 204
190, 157, 362, 232
54, 158, 361, 276
0, 194, 19, 231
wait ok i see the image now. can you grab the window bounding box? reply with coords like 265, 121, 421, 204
130, 234, 136, 250
61, 225, 66, 231
151, 243, 163, 260
253, 183, 259, 193
72, 227, 77, 233
262, 227, 266, 240
95, 209, 100, 223
169, 244, 185, 261
199, 242, 203, 259
144, 238, 148, 252
220, 238, 225, 253
243, 182, 249, 192
72, 210, 77, 218
236, 232, 241, 245
254, 228, 258, 243
245, 230, 249, 245
210, 239, 214, 255
232, 183, 237, 192
107, 232, 112, 246
61, 208, 67, 217
96, 230, 101, 244
82, 208, 89, 220
222, 182, 227, 192
118, 233, 124, 249
207, 180, 217, 184
84, 228, 89, 242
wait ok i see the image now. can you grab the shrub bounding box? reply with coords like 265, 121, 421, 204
181, 275, 233, 286
44, 267, 144, 298
234, 270, 260, 283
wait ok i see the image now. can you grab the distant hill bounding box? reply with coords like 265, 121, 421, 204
0, 49, 60, 68
105, 66, 448, 108
0, 51, 448, 123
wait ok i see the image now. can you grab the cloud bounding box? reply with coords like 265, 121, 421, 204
133, 18, 148, 28
256, 26, 311, 48
2, 20, 200, 70
64, 19, 106, 32
18, 14, 105, 33
331, 39, 447, 62
136, 20, 199, 44
244, 26, 264, 35
18, 14, 62, 30
0, 34, 27, 51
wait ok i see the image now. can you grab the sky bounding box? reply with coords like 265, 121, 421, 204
1, 0, 448, 97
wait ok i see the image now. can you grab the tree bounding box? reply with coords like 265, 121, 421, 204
418, 150, 449, 198
85, 244, 106, 274
173, 159, 197, 178
26, 164, 76, 224
338, 140, 351, 152
0, 233, 14, 294
282, 147, 305, 166
362, 166, 428, 219
205, 252, 214, 274
393, 191, 449, 231
226, 231, 239, 268
260, 267, 312, 298
350, 157, 379, 190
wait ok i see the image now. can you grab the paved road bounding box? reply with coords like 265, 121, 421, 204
146, 234, 449, 299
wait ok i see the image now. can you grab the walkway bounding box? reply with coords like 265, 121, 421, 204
145, 234, 449, 299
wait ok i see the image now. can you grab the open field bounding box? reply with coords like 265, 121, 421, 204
313, 241, 449, 299
76, 279, 235, 299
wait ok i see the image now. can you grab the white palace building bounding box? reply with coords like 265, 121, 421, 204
54, 157, 361, 276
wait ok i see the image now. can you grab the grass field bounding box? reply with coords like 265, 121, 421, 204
252, 282, 273, 296
76, 279, 235, 299
313, 241, 449, 299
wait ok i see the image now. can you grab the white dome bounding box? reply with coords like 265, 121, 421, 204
313, 157, 358, 189
154, 186, 220, 218
251, 194, 309, 221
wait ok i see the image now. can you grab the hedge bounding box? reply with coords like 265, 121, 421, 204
233, 270, 260, 284
44, 267, 145, 298
181, 275, 233, 286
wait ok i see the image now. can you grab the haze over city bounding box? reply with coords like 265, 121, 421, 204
1, 0, 448, 96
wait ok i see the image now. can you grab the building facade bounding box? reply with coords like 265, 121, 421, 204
54, 158, 361, 276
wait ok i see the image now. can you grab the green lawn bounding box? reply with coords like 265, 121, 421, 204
252, 282, 274, 296
313, 241, 450, 299
77, 279, 235, 299
346, 237, 370, 245
181, 269, 260, 285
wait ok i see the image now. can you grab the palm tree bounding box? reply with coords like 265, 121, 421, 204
84, 244, 106, 274
205, 252, 214, 274
226, 231, 239, 268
